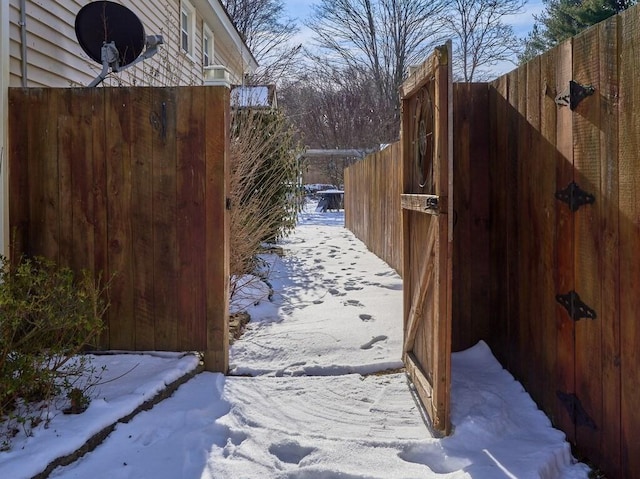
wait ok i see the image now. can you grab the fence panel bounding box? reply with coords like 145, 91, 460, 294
344, 142, 403, 275
9, 86, 230, 372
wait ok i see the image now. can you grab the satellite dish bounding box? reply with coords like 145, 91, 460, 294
75, 1, 164, 87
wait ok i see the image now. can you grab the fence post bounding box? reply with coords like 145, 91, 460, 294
203, 86, 230, 372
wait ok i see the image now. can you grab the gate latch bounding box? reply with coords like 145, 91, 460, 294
555, 80, 595, 110
556, 290, 597, 321
555, 181, 595, 212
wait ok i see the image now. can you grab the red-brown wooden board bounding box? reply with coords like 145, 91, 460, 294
400, 42, 453, 435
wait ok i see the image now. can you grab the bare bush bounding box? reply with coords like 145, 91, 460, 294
228, 107, 302, 310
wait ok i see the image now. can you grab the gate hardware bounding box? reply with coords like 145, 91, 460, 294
557, 391, 597, 430
555, 181, 595, 212
555, 81, 595, 110
556, 290, 596, 321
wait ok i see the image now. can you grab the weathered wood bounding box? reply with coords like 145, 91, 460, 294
8, 89, 29, 259
618, 7, 640, 478
8, 86, 230, 359
400, 44, 448, 100
538, 47, 560, 422
105, 88, 135, 350
344, 143, 403, 275
131, 88, 155, 351
400, 194, 444, 214
554, 39, 577, 444
176, 87, 207, 351
204, 86, 230, 372
572, 24, 603, 462
151, 88, 179, 351
597, 16, 621, 476
403, 222, 436, 353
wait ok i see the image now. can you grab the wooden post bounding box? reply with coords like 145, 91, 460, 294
204, 86, 230, 372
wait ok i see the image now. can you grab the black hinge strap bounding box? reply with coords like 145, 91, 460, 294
556, 290, 597, 321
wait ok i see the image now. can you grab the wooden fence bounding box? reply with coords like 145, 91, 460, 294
344, 5, 640, 477
8, 86, 230, 372
344, 142, 402, 275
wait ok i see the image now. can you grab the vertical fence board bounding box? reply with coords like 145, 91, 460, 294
573, 26, 604, 462
131, 88, 155, 350
554, 39, 577, 443
488, 75, 509, 366
27, 89, 59, 261
204, 86, 230, 372
597, 16, 621, 475
56, 90, 74, 269
151, 88, 179, 351
105, 88, 135, 350
524, 57, 546, 402
618, 7, 640, 477
91, 89, 109, 347
506, 70, 520, 375
539, 48, 560, 421
176, 87, 207, 350
8, 89, 29, 258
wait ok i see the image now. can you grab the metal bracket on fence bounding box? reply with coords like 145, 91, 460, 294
555, 181, 595, 212
557, 391, 597, 430
556, 290, 597, 321
555, 81, 595, 110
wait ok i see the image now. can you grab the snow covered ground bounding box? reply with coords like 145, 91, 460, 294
0, 202, 590, 479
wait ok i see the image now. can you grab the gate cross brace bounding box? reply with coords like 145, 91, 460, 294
404, 222, 437, 354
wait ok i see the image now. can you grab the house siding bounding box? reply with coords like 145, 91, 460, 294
8, 0, 253, 88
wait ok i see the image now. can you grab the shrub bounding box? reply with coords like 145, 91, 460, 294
229, 107, 303, 308
0, 256, 109, 450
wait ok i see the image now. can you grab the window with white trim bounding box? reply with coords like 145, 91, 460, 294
203, 24, 214, 67
180, 0, 195, 56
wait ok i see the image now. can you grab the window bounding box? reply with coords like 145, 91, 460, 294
180, 0, 195, 56
203, 24, 214, 67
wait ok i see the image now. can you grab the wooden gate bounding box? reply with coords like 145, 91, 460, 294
400, 43, 453, 434
8, 86, 230, 372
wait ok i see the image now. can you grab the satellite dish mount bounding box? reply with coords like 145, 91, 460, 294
75, 1, 164, 87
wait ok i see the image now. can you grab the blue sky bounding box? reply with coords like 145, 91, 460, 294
281, 0, 544, 36
280, 0, 545, 76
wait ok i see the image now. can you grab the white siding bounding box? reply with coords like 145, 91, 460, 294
8, 0, 254, 88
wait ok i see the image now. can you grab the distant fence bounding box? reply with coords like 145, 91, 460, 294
344, 142, 402, 275
9, 86, 230, 372
344, 5, 640, 478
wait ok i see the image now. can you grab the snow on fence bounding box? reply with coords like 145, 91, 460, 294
344, 6, 640, 478
8, 86, 230, 372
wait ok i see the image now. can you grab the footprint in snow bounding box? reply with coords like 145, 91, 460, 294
360, 335, 388, 350
269, 442, 316, 464
344, 299, 363, 307
313, 299, 324, 304
329, 288, 346, 296
359, 314, 373, 322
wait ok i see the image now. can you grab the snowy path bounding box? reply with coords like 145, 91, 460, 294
9, 203, 590, 478
229, 208, 404, 376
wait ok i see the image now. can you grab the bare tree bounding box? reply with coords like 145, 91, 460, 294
222, 0, 301, 82
443, 0, 525, 81
280, 63, 397, 150
306, 0, 448, 127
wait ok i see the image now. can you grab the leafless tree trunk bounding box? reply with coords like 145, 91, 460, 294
306, 0, 448, 131
443, 0, 524, 81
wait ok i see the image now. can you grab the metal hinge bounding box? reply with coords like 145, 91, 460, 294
555, 181, 595, 212
556, 290, 596, 321
555, 81, 595, 110
557, 391, 597, 430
